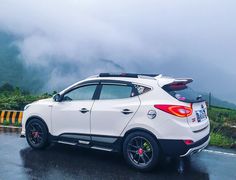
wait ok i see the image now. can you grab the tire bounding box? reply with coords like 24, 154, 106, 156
123, 131, 160, 171
26, 119, 49, 149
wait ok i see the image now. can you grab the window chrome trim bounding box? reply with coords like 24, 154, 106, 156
100, 82, 128, 86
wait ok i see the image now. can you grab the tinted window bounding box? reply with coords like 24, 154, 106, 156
134, 84, 151, 95
63, 85, 97, 101
99, 84, 133, 100
163, 84, 205, 103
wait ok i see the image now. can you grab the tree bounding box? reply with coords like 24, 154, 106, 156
0, 83, 14, 92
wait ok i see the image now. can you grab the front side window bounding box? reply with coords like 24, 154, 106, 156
63, 85, 97, 101
99, 84, 133, 100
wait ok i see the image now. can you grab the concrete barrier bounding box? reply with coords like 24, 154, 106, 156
0, 110, 23, 126
0, 126, 22, 134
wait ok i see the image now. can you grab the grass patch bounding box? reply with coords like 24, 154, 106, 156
208, 106, 236, 125
0, 119, 21, 127
210, 132, 236, 148
13, 121, 21, 127
2, 119, 10, 126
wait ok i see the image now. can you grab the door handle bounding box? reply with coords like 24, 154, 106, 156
121, 109, 133, 115
79, 108, 89, 114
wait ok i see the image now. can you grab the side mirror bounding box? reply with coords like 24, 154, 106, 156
53, 94, 62, 102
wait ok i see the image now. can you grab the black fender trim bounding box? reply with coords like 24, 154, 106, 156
26, 116, 49, 133
50, 133, 123, 152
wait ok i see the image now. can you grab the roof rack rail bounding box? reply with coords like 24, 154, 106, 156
99, 73, 159, 78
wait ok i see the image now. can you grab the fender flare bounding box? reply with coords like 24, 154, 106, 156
25, 115, 49, 133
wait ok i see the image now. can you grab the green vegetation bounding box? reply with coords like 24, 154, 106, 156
210, 132, 235, 148
0, 83, 54, 111
3, 119, 11, 126
2, 119, 21, 127
13, 121, 22, 127
208, 106, 236, 125
208, 107, 236, 148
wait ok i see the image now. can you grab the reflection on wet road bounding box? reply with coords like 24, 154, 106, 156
0, 127, 236, 180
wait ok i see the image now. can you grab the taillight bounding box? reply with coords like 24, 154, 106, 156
154, 104, 192, 117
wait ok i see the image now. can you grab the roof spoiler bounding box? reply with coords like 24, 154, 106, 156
172, 78, 193, 84
154, 75, 193, 87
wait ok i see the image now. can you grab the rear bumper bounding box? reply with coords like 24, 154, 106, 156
180, 136, 210, 157
158, 133, 210, 157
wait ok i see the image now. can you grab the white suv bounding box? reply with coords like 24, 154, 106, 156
21, 73, 210, 171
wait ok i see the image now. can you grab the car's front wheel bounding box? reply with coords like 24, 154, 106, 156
123, 131, 160, 171
26, 119, 49, 149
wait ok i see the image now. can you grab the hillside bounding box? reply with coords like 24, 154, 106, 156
1, 32, 236, 110
202, 93, 236, 110
0, 33, 24, 86
0, 32, 44, 92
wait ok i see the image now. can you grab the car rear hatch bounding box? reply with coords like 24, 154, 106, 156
159, 76, 209, 132
188, 101, 209, 132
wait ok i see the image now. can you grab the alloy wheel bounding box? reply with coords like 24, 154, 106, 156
28, 122, 44, 145
127, 136, 153, 167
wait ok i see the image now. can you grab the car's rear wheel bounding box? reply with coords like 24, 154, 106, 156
26, 119, 49, 149
123, 131, 160, 171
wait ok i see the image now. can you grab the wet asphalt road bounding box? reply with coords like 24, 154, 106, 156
0, 127, 236, 180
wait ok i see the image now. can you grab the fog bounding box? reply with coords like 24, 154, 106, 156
0, 0, 236, 103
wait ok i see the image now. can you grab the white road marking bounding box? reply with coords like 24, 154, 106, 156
203, 149, 236, 157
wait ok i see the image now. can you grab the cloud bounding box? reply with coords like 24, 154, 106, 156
0, 0, 235, 103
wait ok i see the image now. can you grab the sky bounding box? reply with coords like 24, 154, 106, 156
0, 0, 236, 103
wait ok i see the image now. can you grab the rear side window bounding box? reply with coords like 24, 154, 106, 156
134, 84, 151, 95
163, 84, 204, 103
99, 84, 133, 100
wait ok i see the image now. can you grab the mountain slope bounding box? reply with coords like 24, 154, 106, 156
0, 32, 236, 109
0, 32, 45, 92
0, 32, 24, 86
202, 93, 236, 110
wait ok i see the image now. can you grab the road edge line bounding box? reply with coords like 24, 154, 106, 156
0, 125, 21, 129
203, 149, 236, 157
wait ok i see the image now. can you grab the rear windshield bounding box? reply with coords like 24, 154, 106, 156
163, 84, 205, 103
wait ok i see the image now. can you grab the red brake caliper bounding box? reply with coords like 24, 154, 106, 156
138, 148, 144, 155
32, 131, 39, 138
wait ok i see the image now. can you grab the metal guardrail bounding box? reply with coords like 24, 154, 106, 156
0, 110, 23, 126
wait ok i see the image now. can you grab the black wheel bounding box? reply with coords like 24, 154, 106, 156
123, 131, 160, 171
26, 119, 49, 149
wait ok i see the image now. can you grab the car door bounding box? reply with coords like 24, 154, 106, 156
90, 81, 141, 137
51, 83, 98, 137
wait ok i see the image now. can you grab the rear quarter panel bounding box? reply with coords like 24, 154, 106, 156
121, 84, 210, 142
